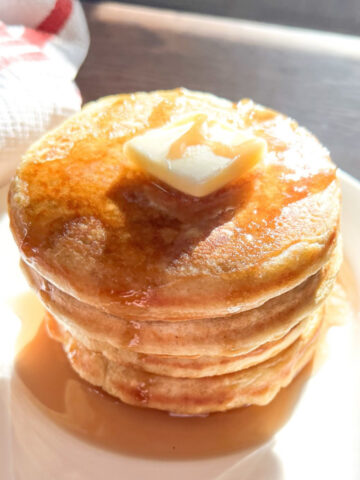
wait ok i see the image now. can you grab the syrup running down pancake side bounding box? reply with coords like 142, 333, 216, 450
11, 260, 357, 459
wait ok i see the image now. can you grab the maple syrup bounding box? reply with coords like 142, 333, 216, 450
11, 261, 357, 459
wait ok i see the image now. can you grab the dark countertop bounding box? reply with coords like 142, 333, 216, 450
84, 0, 360, 36
78, 2, 360, 180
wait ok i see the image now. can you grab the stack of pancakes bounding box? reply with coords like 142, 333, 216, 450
8, 89, 341, 414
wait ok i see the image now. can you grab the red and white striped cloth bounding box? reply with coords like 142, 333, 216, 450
0, 0, 89, 184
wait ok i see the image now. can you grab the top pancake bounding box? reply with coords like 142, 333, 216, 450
8, 88, 340, 320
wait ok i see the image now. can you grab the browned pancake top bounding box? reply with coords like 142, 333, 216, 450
8, 89, 340, 319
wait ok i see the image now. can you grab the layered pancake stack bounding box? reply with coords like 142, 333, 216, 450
8, 89, 341, 414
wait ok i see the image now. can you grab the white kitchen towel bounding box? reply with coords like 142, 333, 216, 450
0, 0, 90, 185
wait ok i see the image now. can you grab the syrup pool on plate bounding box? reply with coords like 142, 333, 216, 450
10, 260, 357, 460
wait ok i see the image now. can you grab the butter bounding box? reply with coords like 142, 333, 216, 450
124, 114, 266, 197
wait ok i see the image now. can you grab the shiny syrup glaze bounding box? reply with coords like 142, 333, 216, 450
11, 260, 357, 459
9, 91, 339, 319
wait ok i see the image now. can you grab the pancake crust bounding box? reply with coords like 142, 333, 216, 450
23, 240, 341, 356
48, 306, 325, 414
8, 89, 340, 320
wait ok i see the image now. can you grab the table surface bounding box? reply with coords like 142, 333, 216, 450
86, 0, 360, 36
78, 2, 360, 180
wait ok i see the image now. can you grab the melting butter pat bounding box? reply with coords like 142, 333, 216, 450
124, 115, 266, 197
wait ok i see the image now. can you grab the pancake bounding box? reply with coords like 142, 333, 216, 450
45, 310, 316, 378
8, 88, 341, 321
22, 239, 341, 357
47, 305, 325, 414
8, 88, 342, 414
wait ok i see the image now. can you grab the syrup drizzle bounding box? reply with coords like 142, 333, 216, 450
11, 261, 357, 459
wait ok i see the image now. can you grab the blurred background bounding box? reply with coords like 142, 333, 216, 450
85, 0, 360, 35
79, 1, 360, 178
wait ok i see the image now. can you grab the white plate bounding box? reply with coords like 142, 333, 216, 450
0, 171, 359, 480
